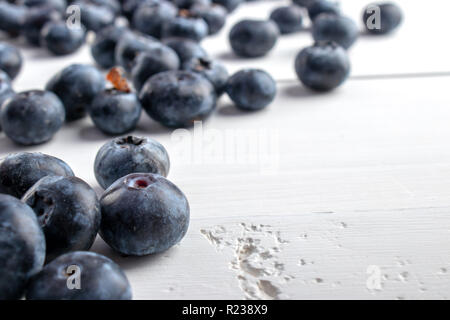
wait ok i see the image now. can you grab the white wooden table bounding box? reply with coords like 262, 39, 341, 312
2, 0, 450, 300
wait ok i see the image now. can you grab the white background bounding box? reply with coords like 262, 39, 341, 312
2, 0, 450, 299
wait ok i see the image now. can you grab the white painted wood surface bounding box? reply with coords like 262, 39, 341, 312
2, 0, 450, 299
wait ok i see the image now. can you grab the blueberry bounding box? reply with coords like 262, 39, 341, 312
295, 41, 350, 91
21, 176, 100, 262
40, 20, 86, 55
0, 2, 27, 37
362, 2, 403, 35
23, 0, 67, 12
23, 5, 63, 46
229, 19, 279, 58
164, 37, 208, 64
211, 0, 241, 13
190, 3, 227, 35
99, 173, 189, 255
94, 135, 170, 189
0, 152, 74, 198
91, 25, 128, 69
132, 1, 177, 39
0, 42, 23, 80
121, 0, 159, 20
26, 251, 132, 300
161, 13, 209, 42
131, 44, 180, 92
0, 194, 46, 300
89, 89, 142, 135
85, 0, 121, 15
312, 14, 358, 49
0, 70, 14, 123
0, 90, 65, 145
139, 70, 216, 127
269, 5, 304, 34
46, 64, 105, 121
292, 0, 315, 7
307, 0, 340, 21
115, 31, 158, 72
182, 57, 228, 96
226, 69, 276, 111
73, 0, 116, 32
172, 0, 210, 9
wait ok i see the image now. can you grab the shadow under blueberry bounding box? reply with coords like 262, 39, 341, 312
217, 103, 265, 117
79, 125, 110, 141
282, 83, 325, 98
0, 135, 35, 154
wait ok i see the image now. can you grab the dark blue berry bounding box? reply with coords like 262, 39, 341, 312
307, 0, 340, 21
269, 5, 304, 34
0, 70, 14, 127
0, 152, 74, 198
292, 0, 315, 7
26, 251, 132, 300
23, 5, 63, 46
22, 176, 101, 262
0, 194, 46, 300
40, 20, 86, 55
0, 42, 23, 80
72, 0, 116, 32
91, 25, 128, 69
182, 57, 228, 96
164, 37, 208, 64
226, 69, 276, 111
212, 0, 241, 13
23, 0, 67, 12
100, 173, 189, 255
0, 90, 65, 145
94, 135, 170, 189
0, 2, 27, 37
190, 3, 227, 35
115, 31, 158, 72
312, 14, 358, 49
46, 64, 105, 121
172, 0, 210, 9
161, 14, 209, 42
295, 41, 350, 91
131, 44, 180, 91
139, 70, 216, 128
229, 19, 279, 58
89, 89, 142, 135
132, 1, 177, 39
362, 2, 403, 35
121, 0, 159, 20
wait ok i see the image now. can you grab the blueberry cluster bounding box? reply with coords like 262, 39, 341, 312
0, 134, 189, 299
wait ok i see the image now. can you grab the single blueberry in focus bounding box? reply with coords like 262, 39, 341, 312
0, 194, 46, 300
295, 41, 350, 91
312, 14, 358, 49
362, 2, 403, 35
190, 3, 227, 35
164, 37, 208, 64
89, 89, 142, 135
0, 42, 23, 80
72, 0, 116, 32
22, 176, 101, 262
100, 173, 189, 256
0, 152, 74, 198
40, 20, 86, 55
132, 1, 177, 39
91, 25, 128, 69
131, 44, 180, 91
115, 31, 158, 72
0, 2, 27, 37
161, 12, 209, 42
269, 5, 304, 34
226, 69, 276, 111
23, 5, 63, 46
0, 90, 65, 145
229, 19, 279, 58
182, 57, 228, 96
94, 135, 170, 189
307, 0, 340, 21
139, 70, 217, 128
26, 251, 132, 300
212, 0, 241, 12
46, 64, 105, 121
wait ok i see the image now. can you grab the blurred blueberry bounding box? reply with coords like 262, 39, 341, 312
0, 43, 23, 80
362, 2, 403, 35
312, 14, 358, 49
161, 14, 209, 42
0, 2, 27, 37
132, 1, 177, 39
91, 25, 128, 69
212, 0, 241, 12
190, 3, 227, 35
72, 0, 116, 32
269, 5, 304, 34
115, 31, 158, 72
164, 37, 208, 64
307, 0, 340, 21
23, 5, 63, 46
182, 57, 228, 96
40, 20, 86, 55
